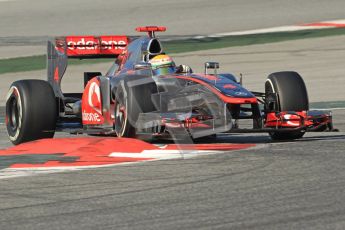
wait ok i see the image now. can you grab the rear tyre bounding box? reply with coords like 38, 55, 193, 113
265, 71, 309, 140
114, 76, 157, 137
6, 80, 57, 145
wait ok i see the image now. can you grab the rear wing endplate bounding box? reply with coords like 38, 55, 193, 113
47, 35, 128, 98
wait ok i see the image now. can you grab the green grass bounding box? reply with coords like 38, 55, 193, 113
0, 56, 113, 75
0, 55, 46, 74
163, 27, 345, 53
1, 27, 345, 75
310, 101, 345, 109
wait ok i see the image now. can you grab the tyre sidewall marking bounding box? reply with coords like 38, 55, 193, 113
117, 81, 128, 137
265, 79, 275, 94
266, 78, 281, 111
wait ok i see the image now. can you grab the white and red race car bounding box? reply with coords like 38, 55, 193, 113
6, 26, 334, 145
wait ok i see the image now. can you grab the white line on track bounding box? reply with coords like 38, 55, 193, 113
200, 26, 328, 38
0, 161, 142, 179
310, 107, 345, 111
0, 150, 223, 179
109, 149, 220, 160
193, 19, 345, 39
0, 145, 262, 179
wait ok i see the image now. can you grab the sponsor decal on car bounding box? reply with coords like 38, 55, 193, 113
88, 81, 102, 114
57, 35, 128, 57
234, 91, 248, 96
198, 74, 219, 81
223, 84, 237, 89
82, 78, 104, 124
82, 111, 101, 122
67, 38, 127, 50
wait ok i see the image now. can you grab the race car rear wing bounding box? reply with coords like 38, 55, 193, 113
47, 35, 129, 98
55, 35, 128, 58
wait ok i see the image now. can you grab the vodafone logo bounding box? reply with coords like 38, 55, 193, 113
67, 38, 126, 50
82, 111, 100, 122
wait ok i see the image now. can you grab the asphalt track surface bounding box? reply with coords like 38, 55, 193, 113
0, 111, 344, 230
1, 1, 345, 229
1, 0, 345, 37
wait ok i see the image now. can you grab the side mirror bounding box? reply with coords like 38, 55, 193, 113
134, 62, 152, 71
204, 62, 219, 75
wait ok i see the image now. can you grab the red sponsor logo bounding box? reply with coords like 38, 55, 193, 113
58, 36, 128, 57
67, 38, 126, 50
82, 78, 104, 125
223, 84, 237, 89
82, 111, 101, 122
199, 74, 219, 81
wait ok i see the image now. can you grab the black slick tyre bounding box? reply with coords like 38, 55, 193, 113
265, 71, 309, 140
6, 80, 57, 145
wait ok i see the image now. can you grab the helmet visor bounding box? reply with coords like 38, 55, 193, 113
153, 66, 175, 75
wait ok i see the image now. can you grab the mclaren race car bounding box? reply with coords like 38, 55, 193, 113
5, 26, 334, 145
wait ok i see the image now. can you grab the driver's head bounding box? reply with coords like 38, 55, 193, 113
149, 54, 176, 75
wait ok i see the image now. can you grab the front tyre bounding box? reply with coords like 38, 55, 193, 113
265, 71, 309, 141
6, 80, 57, 145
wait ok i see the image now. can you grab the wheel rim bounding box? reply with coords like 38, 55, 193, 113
6, 86, 23, 142
7, 96, 20, 132
265, 82, 279, 111
114, 100, 127, 137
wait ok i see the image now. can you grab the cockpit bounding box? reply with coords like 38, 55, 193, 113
106, 29, 165, 77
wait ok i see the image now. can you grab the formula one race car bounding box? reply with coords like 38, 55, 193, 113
5, 26, 334, 145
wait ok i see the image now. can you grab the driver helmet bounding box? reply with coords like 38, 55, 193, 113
149, 54, 176, 75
